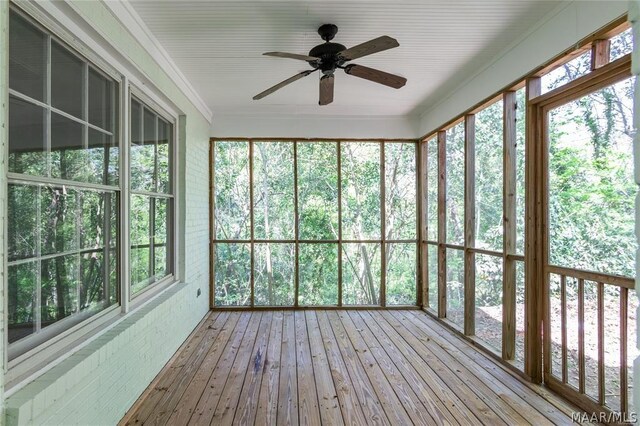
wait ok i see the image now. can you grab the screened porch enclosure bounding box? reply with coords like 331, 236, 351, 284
209, 21, 636, 418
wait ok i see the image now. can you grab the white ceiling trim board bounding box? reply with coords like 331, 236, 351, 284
102, 0, 213, 123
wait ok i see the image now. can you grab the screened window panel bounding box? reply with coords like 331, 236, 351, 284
548, 77, 635, 277
446, 124, 464, 245
446, 248, 464, 329
214, 243, 251, 306
385, 243, 416, 305
342, 243, 381, 305
214, 141, 250, 240
427, 244, 438, 310
298, 243, 338, 306
474, 254, 503, 353
474, 101, 503, 251
385, 143, 416, 240
254, 243, 295, 306
426, 138, 438, 241
8, 262, 37, 344
253, 142, 295, 240
341, 142, 381, 240
298, 142, 338, 240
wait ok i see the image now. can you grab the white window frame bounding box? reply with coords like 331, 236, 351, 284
4, 2, 182, 392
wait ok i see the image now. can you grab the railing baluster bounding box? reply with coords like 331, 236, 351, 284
620, 286, 628, 414
561, 274, 567, 383
578, 278, 585, 394
597, 282, 604, 405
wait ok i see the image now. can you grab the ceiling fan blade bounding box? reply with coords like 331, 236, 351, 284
263, 52, 319, 62
319, 74, 334, 106
344, 64, 406, 89
253, 70, 315, 100
338, 35, 399, 61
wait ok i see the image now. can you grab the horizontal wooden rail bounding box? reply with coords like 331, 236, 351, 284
547, 265, 634, 289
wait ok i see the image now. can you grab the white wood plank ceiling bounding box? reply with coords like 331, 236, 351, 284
129, 0, 561, 117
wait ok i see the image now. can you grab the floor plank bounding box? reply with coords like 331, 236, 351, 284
121, 310, 589, 426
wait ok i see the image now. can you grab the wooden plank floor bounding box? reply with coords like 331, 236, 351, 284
121, 310, 586, 426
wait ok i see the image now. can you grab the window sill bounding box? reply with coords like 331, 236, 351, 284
5, 278, 182, 395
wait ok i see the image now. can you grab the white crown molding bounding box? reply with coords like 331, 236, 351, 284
100, 0, 213, 123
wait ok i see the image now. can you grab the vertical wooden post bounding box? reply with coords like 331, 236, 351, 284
463, 115, 475, 336
590, 39, 611, 71
418, 140, 427, 308
209, 141, 215, 308
597, 282, 605, 405
249, 139, 255, 308
524, 77, 542, 383
337, 141, 343, 307
380, 142, 386, 307
503, 91, 517, 360
577, 278, 585, 393
620, 287, 628, 413
293, 141, 299, 307
437, 130, 447, 318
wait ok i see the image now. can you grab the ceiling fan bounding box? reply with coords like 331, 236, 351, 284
253, 24, 407, 105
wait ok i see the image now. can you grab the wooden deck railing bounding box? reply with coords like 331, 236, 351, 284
545, 266, 634, 414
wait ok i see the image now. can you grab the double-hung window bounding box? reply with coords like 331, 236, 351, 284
8, 9, 119, 353
6, 7, 177, 366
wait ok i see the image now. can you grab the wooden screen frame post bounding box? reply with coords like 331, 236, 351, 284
524, 77, 542, 383
437, 130, 447, 318
463, 115, 475, 336
418, 140, 427, 308
502, 91, 517, 360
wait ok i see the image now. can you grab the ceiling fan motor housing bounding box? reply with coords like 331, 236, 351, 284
309, 24, 345, 75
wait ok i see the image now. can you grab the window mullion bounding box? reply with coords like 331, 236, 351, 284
120, 77, 131, 313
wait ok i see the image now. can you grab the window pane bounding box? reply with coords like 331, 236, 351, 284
8, 262, 37, 344
254, 243, 294, 306
385, 143, 416, 240
426, 138, 437, 241
342, 243, 380, 305
515, 88, 526, 255
298, 243, 338, 306
157, 119, 170, 194
88, 67, 113, 131
604, 286, 621, 410
253, 142, 294, 240
214, 243, 251, 306
214, 141, 250, 240
9, 11, 46, 102
154, 198, 169, 278
541, 51, 591, 94
427, 244, 438, 310
446, 124, 464, 245
51, 112, 87, 182
41, 254, 79, 326
446, 248, 464, 329
385, 243, 416, 305
610, 28, 633, 62
51, 41, 84, 119
131, 102, 155, 192
41, 186, 79, 256
88, 128, 118, 186
341, 143, 381, 240
298, 142, 338, 240
131, 194, 151, 293
8, 184, 38, 262
475, 254, 503, 353
475, 101, 503, 251
9, 96, 46, 176
548, 77, 635, 277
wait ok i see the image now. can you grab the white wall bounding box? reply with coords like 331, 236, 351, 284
418, 0, 628, 136
1, 0, 212, 423
212, 114, 420, 139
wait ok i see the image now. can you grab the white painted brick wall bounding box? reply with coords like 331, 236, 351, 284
632, 1, 640, 418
